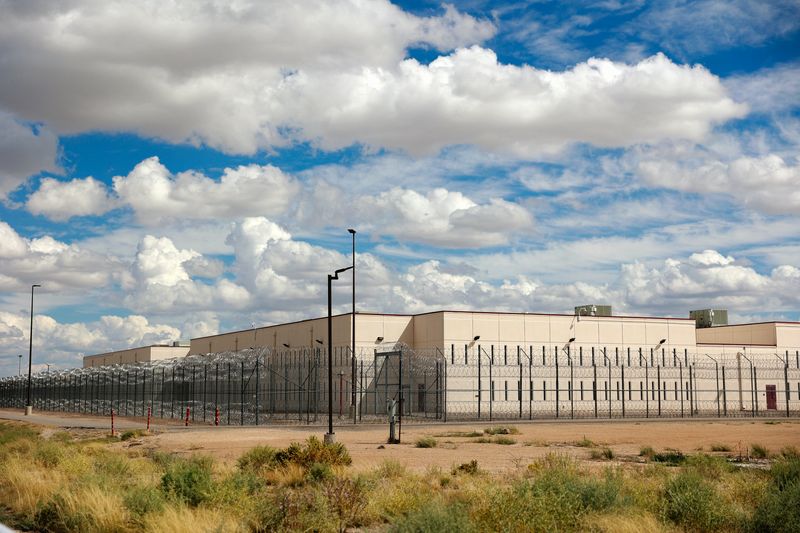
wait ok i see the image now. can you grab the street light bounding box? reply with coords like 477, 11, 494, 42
347, 228, 356, 423
326, 265, 353, 444
26, 284, 41, 416
562, 338, 576, 419
18, 354, 22, 376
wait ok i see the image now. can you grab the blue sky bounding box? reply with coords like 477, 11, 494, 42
0, 0, 798, 374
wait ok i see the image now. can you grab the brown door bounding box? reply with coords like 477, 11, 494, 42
766, 385, 777, 410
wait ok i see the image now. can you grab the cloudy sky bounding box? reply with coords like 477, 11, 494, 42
0, 0, 798, 375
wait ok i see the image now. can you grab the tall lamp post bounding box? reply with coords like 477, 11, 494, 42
18, 354, 22, 375
326, 266, 353, 444
26, 284, 41, 416
347, 228, 356, 423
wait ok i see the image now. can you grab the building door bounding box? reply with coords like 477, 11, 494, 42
766, 385, 777, 410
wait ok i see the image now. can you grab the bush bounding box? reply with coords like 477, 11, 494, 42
275, 436, 352, 468
685, 454, 734, 477
452, 460, 479, 476
710, 443, 731, 452
575, 436, 595, 447
160, 456, 215, 507
752, 479, 800, 532
663, 471, 728, 532
415, 436, 438, 448
782, 446, 800, 459
123, 485, 165, 519
652, 451, 685, 465
307, 462, 334, 483
639, 446, 655, 459
390, 501, 475, 533
590, 448, 614, 460
751, 443, 769, 459
770, 456, 800, 491
477, 458, 621, 532
323, 477, 368, 531
237, 445, 278, 474
752, 457, 800, 532
484, 426, 519, 435
120, 429, 148, 441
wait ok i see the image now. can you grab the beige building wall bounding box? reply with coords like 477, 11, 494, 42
83, 345, 189, 368
439, 311, 696, 357
188, 313, 415, 357
695, 322, 778, 346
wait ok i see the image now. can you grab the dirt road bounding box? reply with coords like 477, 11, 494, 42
3, 409, 796, 473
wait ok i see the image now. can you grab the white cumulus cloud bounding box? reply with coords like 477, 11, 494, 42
27, 176, 116, 220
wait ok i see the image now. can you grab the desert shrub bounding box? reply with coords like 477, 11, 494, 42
238, 445, 278, 474
662, 471, 728, 532
575, 436, 595, 447
148, 450, 178, 469
751, 443, 769, 459
769, 456, 800, 491
484, 426, 519, 435
94, 452, 133, 479
452, 460, 479, 476
639, 446, 655, 459
494, 436, 516, 445
476, 459, 621, 532
160, 456, 215, 507
323, 477, 368, 531
255, 486, 333, 532
124, 485, 165, 520
33, 440, 67, 468
275, 436, 352, 469
685, 454, 734, 477
752, 457, 800, 532
751, 480, 800, 533
415, 436, 438, 448
375, 460, 407, 479
590, 448, 614, 460
307, 462, 334, 483
781, 445, 800, 459
120, 429, 148, 441
390, 501, 475, 533
710, 443, 731, 452
652, 450, 685, 465
0, 423, 38, 446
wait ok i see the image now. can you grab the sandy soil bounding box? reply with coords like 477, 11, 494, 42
2, 409, 797, 473
141, 419, 800, 473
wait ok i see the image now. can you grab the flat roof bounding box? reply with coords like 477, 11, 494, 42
83, 344, 186, 358
191, 309, 696, 341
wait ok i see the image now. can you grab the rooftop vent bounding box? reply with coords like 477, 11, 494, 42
172, 341, 190, 347
574, 305, 612, 317
690, 309, 728, 328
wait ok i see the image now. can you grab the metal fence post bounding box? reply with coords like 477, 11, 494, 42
657, 365, 662, 417
592, 363, 598, 418
679, 362, 684, 418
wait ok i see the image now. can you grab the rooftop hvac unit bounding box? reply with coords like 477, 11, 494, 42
689, 309, 728, 328
574, 305, 612, 317
172, 341, 190, 347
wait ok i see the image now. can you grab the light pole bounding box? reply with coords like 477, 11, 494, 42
562, 338, 575, 419
26, 284, 41, 415
347, 228, 356, 423
18, 354, 22, 376
326, 265, 353, 444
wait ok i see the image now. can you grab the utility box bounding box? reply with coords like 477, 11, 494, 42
574, 305, 612, 317
690, 309, 728, 328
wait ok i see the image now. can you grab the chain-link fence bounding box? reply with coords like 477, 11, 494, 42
1, 344, 798, 424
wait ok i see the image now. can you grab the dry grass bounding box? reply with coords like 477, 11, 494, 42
0, 457, 65, 517
143, 505, 246, 533
586, 512, 671, 533
0, 420, 795, 533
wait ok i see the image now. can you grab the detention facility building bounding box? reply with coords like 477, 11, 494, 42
3, 308, 797, 424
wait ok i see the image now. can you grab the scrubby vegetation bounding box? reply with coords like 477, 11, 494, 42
0, 421, 795, 532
